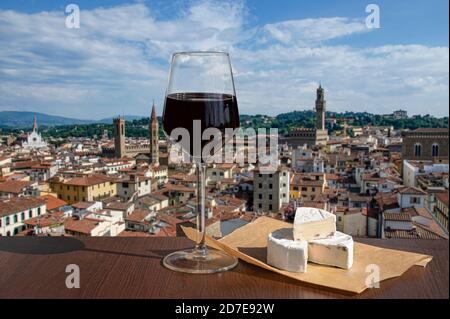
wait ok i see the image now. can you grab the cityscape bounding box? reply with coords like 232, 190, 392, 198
0, 0, 448, 301
0, 85, 448, 241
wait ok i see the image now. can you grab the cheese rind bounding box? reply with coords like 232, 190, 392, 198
308, 231, 354, 269
267, 228, 308, 273
293, 207, 336, 241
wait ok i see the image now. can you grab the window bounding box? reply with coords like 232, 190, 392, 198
293, 187, 299, 191
301, 187, 307, 192
220, 172, 224, 176
21, 212, 25, 221
410, 197, 420, 204
212, 172, 217, 176
13, 215, 18, 223
258, 194, 262, 199
67, 196, 71, 201
38, 207, 41, 215
269, 194, 273, 200
338, 216, 342, 222
28, 210, 32, 218
258, 203, 262, 209
269, 184, 273, 189
414, 143, 422, 157
269, 204, 273, 210
259, 183, 262, 189
432, 144, 439, 157
269, 174, 273, 178
283, 193, 286, 198
312, 187, 316, 192
283, 172, 287, 176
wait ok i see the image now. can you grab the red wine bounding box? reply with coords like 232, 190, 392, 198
163, 92, 240, 160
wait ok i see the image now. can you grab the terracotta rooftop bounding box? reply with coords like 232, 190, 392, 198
384, 212, 412, 222
61, 175, 115, 186
117, 230, 152, 237
436, 192, 449, 206
412, 128, 448, 133
64, 218, 101, 235
0, 180, 34, 194
42, 195, 67, 211
398, 187, 427, 195
72, 201, 96, 210
126, 209, 152, 223
0, 197, 46, 217
385, 222, 447, 240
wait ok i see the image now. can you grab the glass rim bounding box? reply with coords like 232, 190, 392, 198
172, 51, 230, 57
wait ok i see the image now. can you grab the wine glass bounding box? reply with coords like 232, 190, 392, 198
162, 51, 240, 273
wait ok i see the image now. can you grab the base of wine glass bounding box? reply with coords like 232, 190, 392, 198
163, 248, 238, 274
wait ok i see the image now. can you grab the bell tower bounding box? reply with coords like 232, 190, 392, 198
315, 85, 326, 131
114, 116, 125, 158
149, 101, 159, 166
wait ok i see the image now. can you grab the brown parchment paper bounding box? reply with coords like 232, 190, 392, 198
182, 217, 433, 294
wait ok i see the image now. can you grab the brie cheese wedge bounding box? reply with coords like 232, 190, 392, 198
293, 207, 336, 241
267, 228, 308, 273
308, 231, 354, 269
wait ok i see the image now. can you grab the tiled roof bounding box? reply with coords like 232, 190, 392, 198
126, 209, 152, 222
63, 175, 114, 186
72, 201, 96, 209
117, 230, 152, 237
398, 187, 427, 195
413, 128, 448, 133
385, 222, 447, 240
436, 192, 449, 206
42, 195, 67, 211
0, 180, 34, 194
384, 212, 412, 222
0, 197, 46, 217
64, 218, 101, 235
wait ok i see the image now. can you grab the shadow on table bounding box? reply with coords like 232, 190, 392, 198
0, 237, 177, 261
0, 237, 85, 254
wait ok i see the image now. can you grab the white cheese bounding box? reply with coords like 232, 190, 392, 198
293, 207, 336, 241
267, 228, 308, 273
308, 231, 354, 269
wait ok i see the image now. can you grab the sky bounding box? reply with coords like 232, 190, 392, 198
0, 0, 448, 119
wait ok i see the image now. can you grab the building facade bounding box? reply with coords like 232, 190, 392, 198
402, 128, 448, 162
0, 197, 46, 236
50, 175, 117, 204
22, 115, 48, 149
253, 166, 290, 212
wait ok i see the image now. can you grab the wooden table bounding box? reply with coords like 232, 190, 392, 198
0, 237, 448, 299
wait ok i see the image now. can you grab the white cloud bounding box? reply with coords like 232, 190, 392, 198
0, 1, 448, 119
263, 17, 368, 45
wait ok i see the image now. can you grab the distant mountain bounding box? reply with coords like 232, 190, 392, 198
0, 111, 94, 127
0, 111, 146, 127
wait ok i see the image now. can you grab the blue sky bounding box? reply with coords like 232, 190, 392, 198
0, 0, 448, 119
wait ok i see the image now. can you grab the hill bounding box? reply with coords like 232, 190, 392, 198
0, 111, 145, 128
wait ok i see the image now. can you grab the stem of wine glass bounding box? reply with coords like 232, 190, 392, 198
194, 161, 208, 257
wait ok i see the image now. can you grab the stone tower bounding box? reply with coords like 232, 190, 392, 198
315, 85, 326, 131
32, 114, 38, 132
149, 102, 159, 166
114, 116, 126, 158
